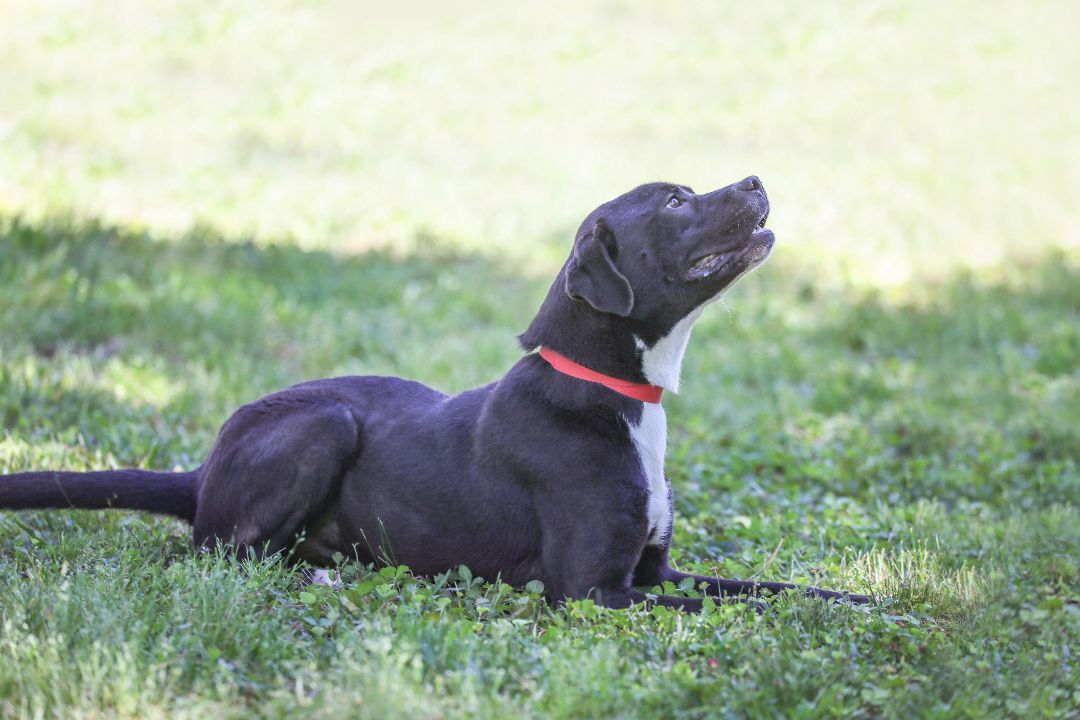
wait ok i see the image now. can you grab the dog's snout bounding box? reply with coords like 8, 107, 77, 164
737, 175, 763, 194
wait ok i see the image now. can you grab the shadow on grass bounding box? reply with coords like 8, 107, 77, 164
0, 214, 549, 471
0, 215, 547, 371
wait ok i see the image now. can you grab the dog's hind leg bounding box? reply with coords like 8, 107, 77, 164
192, 396, 362, 561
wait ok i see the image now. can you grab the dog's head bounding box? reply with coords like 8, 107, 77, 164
565, 176, 773, 325
521, 176, 774, 391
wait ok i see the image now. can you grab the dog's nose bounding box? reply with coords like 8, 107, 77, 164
736, 176, 763, 193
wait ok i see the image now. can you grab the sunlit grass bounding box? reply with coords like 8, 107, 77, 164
1, 1, 1077, 281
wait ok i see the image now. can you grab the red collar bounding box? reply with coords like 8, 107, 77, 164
538, 347, 664, 404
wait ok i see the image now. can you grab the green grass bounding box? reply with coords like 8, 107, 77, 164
1, 1, 1079, 717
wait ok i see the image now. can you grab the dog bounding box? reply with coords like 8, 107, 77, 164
0, 176, 869, 610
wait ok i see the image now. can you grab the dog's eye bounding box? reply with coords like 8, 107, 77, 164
666, 196, 682, 209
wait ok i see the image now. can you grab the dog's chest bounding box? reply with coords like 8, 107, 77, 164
626, 403, 673, 547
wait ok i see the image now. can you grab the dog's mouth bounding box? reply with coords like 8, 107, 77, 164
687, 209, 773, 279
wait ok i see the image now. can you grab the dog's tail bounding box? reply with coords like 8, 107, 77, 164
0, 468, 198, 523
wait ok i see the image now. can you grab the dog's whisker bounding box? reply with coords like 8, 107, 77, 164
719, 297, 737, 323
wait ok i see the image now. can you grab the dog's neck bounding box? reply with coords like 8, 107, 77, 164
519, 276, 707, 393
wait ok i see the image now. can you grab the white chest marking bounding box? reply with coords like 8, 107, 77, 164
627, 291, 735, 545
627, 402, 672, 546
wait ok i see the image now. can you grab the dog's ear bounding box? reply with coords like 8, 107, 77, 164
564, 220, 634, 316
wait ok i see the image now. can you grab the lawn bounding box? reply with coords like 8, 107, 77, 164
1, 1, 1078, 718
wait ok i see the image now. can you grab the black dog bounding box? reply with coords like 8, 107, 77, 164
0, 177, 869, 610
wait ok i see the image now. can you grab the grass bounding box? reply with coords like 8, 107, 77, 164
1, 1, 1079, 717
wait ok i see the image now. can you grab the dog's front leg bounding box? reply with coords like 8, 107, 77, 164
677, 570, 870, 603
633, 545, 871, 604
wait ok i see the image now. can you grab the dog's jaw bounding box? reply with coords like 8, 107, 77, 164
641, 223, 775, 392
